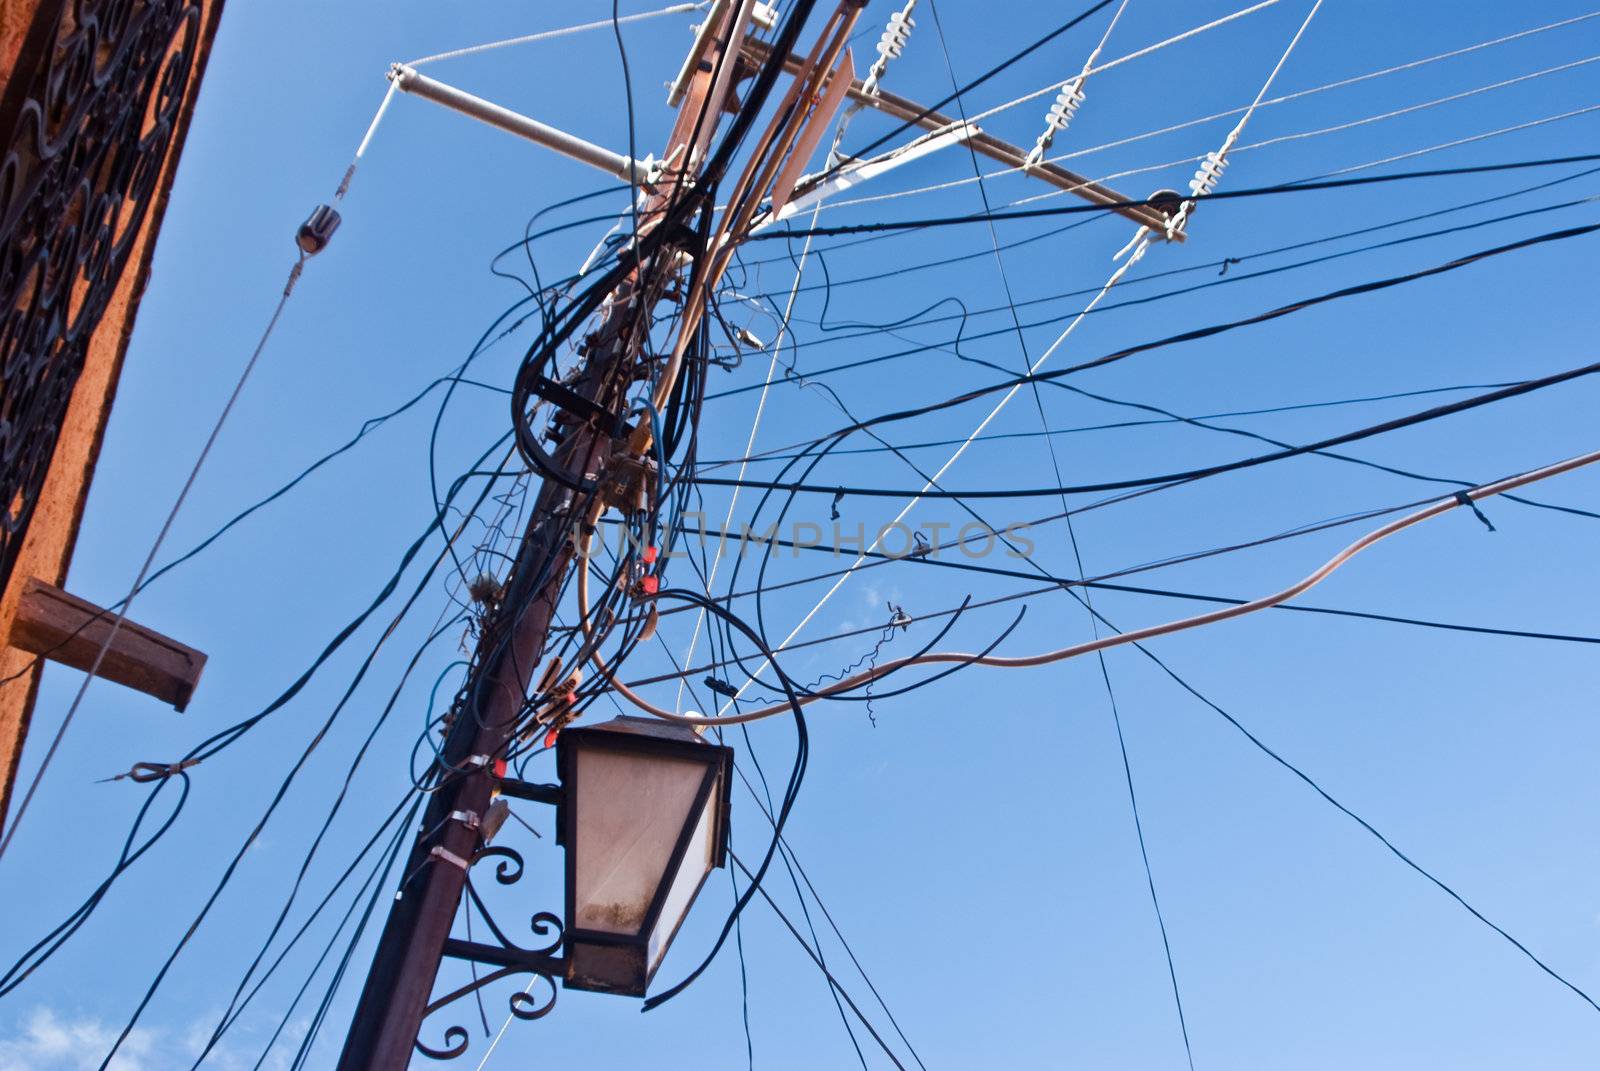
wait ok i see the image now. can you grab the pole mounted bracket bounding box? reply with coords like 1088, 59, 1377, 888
442, 938, 564, 975
528, 373, 627, 439
388, 65, 657, 185
496, 778, 564, 807
415, 857, 567, 1060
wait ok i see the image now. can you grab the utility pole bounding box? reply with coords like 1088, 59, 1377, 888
333, 9, 756, 1067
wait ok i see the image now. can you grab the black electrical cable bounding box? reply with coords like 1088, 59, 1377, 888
615, 0, 641, 243
640, 587, 808, 1012
729, 852, 910, 1071
735, 163, 1600, 300
193, 613, 467, 1066
207, 790, 422, 1064
698, 381, 1520, 469
725, 762, 930, 1070
695, 224, 1600, 500
96, 459, 514, 1066
745, 152, 1600, 241
0, 366, 517, 694
714, 212, 1600, 408
1031, 374, 1600, 523
605, 526, 1600, 699
765, 192, 1600, 358
737, 723, 868, 1070
1120, 627, 1600, 1018
697, 352, 1600, 499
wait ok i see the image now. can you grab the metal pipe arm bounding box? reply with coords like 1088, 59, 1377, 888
390, 65, 655, 185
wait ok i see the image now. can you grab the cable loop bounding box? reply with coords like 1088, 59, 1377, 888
103, 759, 200, 784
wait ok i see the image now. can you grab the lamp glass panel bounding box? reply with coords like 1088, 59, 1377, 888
572, 748, 706, 935
647, 783, 716, 972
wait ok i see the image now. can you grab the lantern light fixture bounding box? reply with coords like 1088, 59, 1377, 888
554, 716, 732, 996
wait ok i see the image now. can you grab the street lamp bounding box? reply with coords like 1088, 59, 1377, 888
556, 716, 733, 996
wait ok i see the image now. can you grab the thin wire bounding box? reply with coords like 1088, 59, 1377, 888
1015, 93, 1600, 213
1100, 641, 1195, 1069
405, 2, 708, 67
1317, 104, 1600, 178
628, 445, 1600, 728
1052, 8, 1600, 164
0, 255, 307, 863
705, 1, 1322, 717
824, 9, 1600, 211
676, 206, 825, 712
728, 853, 911, 1070
1136, 638, 1600, 1018
925, 3, 1196, 1056
728, 760, 931, 1069
971, 0, 1281, 127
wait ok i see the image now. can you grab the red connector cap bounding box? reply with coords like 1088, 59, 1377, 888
641, 575, 660, 595
643, 545, 658, 565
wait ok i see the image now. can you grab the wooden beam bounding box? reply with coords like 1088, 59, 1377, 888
7, 578, 206, 711
741, 38, 1183, 238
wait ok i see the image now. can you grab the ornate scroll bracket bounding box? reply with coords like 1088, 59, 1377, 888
413, 845, 566, 1062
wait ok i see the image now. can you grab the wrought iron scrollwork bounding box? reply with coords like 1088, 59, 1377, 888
0, 0, 204, 591
414, 844, 566, 1061
474, 843, 525, 886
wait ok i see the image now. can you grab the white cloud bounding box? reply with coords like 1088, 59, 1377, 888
0, 1008, 156, 1071
0, 1008, 302, 1071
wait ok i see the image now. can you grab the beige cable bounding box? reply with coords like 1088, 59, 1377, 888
594, 445, 1600, 726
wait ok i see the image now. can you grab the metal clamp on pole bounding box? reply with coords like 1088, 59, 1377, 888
388, 65, 658, 185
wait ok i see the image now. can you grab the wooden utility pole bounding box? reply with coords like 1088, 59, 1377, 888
333, 10, 755, 1068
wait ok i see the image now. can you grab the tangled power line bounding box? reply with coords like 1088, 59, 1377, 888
6, 2, 1600, 1068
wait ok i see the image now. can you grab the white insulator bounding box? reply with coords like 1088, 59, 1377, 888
1188, 150, 1227, 199
863, 4, 916, 95
877, 10, 915, 63
1044, 79, 1086, 134
1025, 76, 1086, 166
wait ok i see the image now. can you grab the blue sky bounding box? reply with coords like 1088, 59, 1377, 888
4, 1, 1600, 1068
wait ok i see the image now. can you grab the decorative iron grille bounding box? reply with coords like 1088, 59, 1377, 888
0, 0, 204, 592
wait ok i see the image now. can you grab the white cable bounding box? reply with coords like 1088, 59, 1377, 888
1046, 8, 1600, 168
0, 258, 308, 862
1237, 54, 1600, 154
473, 977, 538, 1070
1315, 103, 1600, 178
354, 79, 400, 162
405, 2, 708, 67
1023, 0, 1134, 167
707, 3, 1326, 715
675, 205, 825, 712
967, 0, 1280, 134
1001, 98, 1600, 212
1157, 0, 1321, 239
815, 10, 1600, 215
991, 5, 1596, 146
765, 123, 978, 225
